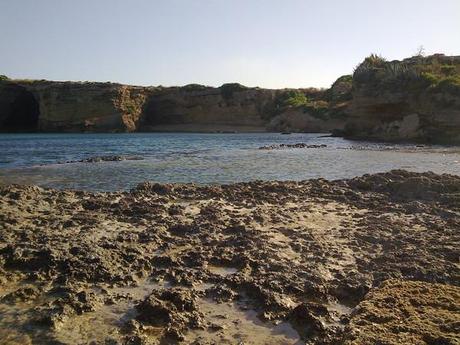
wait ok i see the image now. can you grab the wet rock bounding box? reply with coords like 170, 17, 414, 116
132, 182, 172, 195
0, 171, 458, 344
259, 143, 327, 150
1, 246, 57, 271
34, 302, 76, 329
168, 223, 199, 236
1, 285, 40, 303
343, 280, 460, 345
168, 205, 184, 216
347, 169, 460, 203
205, 285, 238, 303
59, 155, 144, 164
289, 302, 328, 339
136, 288, 203, 331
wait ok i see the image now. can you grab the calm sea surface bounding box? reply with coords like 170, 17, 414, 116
0, 133, 459, 191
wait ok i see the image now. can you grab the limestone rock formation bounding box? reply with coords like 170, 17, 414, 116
343, 54, 460, 144
0, 80, 151, 132
0, 81, 40, 131
139, 83, 277, 132
1, 53, 460, 143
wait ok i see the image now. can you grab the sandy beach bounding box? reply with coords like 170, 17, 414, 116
0, 170, 458, 344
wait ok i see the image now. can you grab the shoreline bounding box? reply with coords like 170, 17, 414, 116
0, 170, 459, 344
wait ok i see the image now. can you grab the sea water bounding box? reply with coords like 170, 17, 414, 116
0, 132, 459, 191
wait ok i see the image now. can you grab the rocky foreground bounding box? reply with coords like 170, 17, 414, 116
0, 170, 459, 344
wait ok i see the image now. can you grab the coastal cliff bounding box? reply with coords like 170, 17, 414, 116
0, 80, 151, 132
139, 83, 277, 132
342, 54, 460, 144
0, 80, 342, 133
1, 53, 459, 143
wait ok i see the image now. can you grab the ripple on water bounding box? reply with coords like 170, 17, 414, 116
0, 133, 459, 191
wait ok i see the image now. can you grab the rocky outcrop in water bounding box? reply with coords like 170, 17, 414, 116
258, 143, 327, 150
58, 155, 144, 164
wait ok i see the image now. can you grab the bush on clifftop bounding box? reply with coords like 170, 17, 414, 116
434, 76, 460, 94
0, 75, 9, 81
182, 84, 211, 91
278, 90, 309, 108
302, 100, 330, 120
362, 54, 387, 67
353, 53, 460, 95
220, 83, 248, 99
353, 54, 387, 84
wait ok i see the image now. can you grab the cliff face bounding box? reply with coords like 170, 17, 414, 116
1, 53, 459, 143
0, 80, 151, 132
7, 81, 152, 132
0, 80, 344, 133
139, 84, 278, 132
343, 54, 460, 144
0, 82, 40, 131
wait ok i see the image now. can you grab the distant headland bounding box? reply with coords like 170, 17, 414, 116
1, 53, 459, 144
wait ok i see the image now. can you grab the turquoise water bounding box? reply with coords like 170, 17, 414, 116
0, 132, 459, 191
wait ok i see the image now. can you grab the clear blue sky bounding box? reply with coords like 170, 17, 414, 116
1, 0, 459, 88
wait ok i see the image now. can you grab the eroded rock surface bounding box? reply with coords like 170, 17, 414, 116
0, 170, 459, 344
343, 279, 460, 345
344, 54, 460, 144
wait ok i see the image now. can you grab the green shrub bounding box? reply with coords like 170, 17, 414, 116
262, 90, 311, 119
363, 54, 387, 67
419, 72, 440, 85
220, 83, 248, 99
303, 100, 330, 120
353, 54, 386, 84
182, 84, 210, 91
0, 75, 9, 81
434, 76, 460, 94
440, 65, 456, 76
335, 75, 353, 84
280, 90, 309, 107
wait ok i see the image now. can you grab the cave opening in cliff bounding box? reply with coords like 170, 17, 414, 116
4, 89, 40, 131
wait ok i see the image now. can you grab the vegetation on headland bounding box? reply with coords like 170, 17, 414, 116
353, 53, 460, 95
276, 90, 309, 108
220, 83, 249, 99
182, 84, 213, 92
0, 75, 9, 81
265, 84, 350, 121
